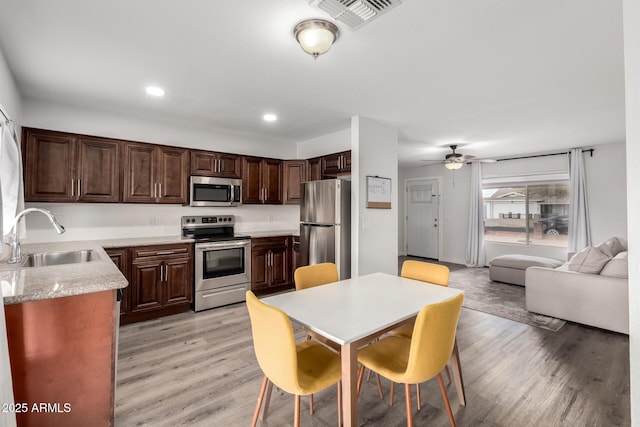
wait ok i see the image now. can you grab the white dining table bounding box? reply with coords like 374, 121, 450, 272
262, 272, 466, 427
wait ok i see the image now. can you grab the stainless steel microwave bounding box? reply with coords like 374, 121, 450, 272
190, 176, 242, 207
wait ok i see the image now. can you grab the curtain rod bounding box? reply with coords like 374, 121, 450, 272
495, 148, 594, 162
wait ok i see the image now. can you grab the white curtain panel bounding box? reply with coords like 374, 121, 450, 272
568, 148, 591, 251
0, 120, 25, 241
465, 161, 485, 267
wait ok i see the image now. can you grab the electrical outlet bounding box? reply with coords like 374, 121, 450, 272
267, 215, 273, 223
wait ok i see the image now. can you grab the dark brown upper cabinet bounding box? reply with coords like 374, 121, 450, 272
242, 156, 282, 204
23, 128, 120, 203
22, 127, 350, 206
322, 150, 351, 177
190, 150, 241, 178
123, 142, 189, 204
308, 156, 323, 181
282, 160, 307, 205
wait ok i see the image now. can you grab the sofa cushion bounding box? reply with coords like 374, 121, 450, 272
596, 237, 626, 258
600, 251, 628, 278
489, 254, 563, 270
568, 246, 611, 274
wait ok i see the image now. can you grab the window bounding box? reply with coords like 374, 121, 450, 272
483, 181, 569, 247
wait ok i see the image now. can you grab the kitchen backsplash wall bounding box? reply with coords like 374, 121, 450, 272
22, 203, 300, 243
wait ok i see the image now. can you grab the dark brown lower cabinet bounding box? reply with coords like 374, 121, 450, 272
251, 236, 293, 296
105, 247, 130, 315
107, 243, 193, 325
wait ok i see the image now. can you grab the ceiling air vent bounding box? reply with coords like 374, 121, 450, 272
309, 0, 402, 31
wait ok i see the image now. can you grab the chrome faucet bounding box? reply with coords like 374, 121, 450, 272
7, 208, 65, 264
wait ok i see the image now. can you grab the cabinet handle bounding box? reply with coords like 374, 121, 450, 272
153, 183, 157, 199
158, 183, 162, 199
71, 179, 75, 197
77, 179, 81, 198
164, 264, 168, 282
160, 263, 164, 281
156, 251, 176, 255
216, 159, 221, 173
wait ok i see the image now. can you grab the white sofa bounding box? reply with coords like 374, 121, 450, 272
525, 238, 629, 334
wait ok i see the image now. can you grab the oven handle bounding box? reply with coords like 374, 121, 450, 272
196, 240, 250, 250
201, 287, 245, 298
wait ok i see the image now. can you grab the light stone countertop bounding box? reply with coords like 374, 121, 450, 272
98, 235, 194, 248
1, 240, 128, 305
245, 229, 299, 238
1, 229, 299, 305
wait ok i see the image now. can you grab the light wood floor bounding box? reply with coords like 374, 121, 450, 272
115, 298, 630, 426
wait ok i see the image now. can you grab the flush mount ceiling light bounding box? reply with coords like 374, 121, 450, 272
293, 19, 339, 59
263, 113, 278, 122
145, 86, 166, 97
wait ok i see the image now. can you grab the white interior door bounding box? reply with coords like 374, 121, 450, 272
406, 179, 439, 259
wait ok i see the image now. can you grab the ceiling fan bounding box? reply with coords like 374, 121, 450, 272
421, 145, 494, 170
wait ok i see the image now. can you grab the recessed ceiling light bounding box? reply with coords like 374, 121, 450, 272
145, 86, 166, 97
263, 113, 278, 122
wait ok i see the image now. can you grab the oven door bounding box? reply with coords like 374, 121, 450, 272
195, 240, 251, 292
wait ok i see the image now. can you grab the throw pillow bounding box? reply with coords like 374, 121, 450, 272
568, 246, 611, 274
600, 251, 628, 278
596, 237, 626, 258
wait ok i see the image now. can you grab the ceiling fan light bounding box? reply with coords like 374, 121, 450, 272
445, 160, 463, 170
293, 19, 339, 59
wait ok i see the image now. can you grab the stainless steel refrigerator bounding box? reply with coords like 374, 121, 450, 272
300, 179, 351, 279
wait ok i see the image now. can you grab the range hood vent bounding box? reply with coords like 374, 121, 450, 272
309, 0, 402, 31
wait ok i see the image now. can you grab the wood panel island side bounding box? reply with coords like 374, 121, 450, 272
1, 241, 128, 427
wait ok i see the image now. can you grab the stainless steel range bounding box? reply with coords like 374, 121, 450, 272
182, 215, 251, 312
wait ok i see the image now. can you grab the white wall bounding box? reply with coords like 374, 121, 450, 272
623, 0, 640, 422
22, 203, 299, 244
584, 142, 627, 244
351, 116, 398, 277
398, 142, 627, 265
0, 46, 18, 427
296, 128, 350, 159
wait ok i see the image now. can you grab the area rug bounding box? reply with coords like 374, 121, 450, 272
448, 267, 566, 332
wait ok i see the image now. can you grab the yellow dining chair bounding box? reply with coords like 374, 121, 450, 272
294, 263, 368, 410
294, 262, 339, 290
387, 260, 453, 407
246, 291, 342, 427
357, 293, 464, 427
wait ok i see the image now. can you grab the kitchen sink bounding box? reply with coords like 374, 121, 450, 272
17, 249, 98, 268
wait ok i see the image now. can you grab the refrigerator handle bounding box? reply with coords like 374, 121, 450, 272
300, 223, 334, 227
